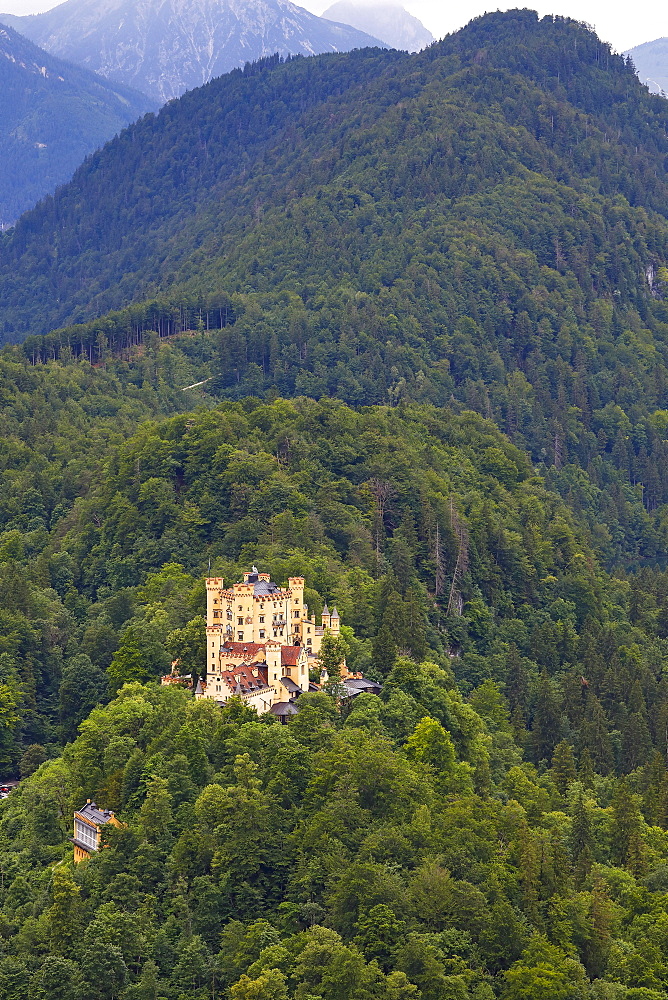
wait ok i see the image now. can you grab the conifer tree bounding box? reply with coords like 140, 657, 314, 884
505, 645, 528, 723
644, 749, 668, 829
551, 740, 577, 796
570, 790, 594, 886
371, 627, 397, 678
580, 694, 614, 775
531, 670, 562, 763
578, 747, 595, 788
611, 780, 645, 874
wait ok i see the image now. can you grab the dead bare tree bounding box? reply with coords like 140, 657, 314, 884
434, 522, 445, 598
368, 478, 393, 569
446, 499, 469, 617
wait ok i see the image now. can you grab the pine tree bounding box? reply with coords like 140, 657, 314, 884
371, 627, 397, 678
580, 693, 613, 775
551, 740, 577, 796
570, 790, 594, 886
582, 879, 613, 978
404, 582, 428, 660
611, 780, 645, 874
505, 644, 528, 722
516, 819, 539, 922
578, 747, 595, 788
531, 670, 562, 763
644, 726, 668, 828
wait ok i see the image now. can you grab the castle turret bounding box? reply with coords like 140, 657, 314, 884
321, 602, 331, 630
330, 606, 340, 635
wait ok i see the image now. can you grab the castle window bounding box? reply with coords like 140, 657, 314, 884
259, 631, 265, 639
260, 616, 265, 623
238, 633, 243, 640
227, 612, 232, 620
238, 617, 243, 625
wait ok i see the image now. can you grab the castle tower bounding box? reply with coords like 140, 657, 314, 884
321, 602, 331, 630
330, 606, 340, 636
206, 577, 224, 624
288, 576, 305, 643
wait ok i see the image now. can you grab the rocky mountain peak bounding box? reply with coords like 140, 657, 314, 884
1, 0, 387, 102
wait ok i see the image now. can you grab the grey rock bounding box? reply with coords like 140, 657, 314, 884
625, 37, 668, 95
322, 0, 433, 52
1, 0, 387, 103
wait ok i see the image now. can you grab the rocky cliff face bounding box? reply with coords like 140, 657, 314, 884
625, 37, 668, 95
1, 0, 386, 103
0, 20, 152, 224
322, 1, 433, 52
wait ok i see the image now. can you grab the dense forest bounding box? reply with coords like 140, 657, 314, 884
5, 12, 668, 570
3, 371, 668, 995
0, 21, 153, 226
5, 8, 668, 999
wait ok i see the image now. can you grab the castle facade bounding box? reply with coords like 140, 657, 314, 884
196, 568, 340, 715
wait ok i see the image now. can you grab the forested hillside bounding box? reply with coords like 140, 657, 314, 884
6, 10, 668, 998
4, 12, 668, 572
4, 378, 668, 996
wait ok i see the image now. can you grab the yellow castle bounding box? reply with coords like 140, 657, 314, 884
197, 568, 340, 716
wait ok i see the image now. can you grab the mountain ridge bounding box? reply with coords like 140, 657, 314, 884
4, 11, 668, 574
322, 1, 433, 52
1, 0, 387, 102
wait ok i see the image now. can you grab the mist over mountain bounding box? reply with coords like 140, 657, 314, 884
322, 1, 433, 52
0, 20, 153, 225
625, 37, 668, 94
0, 0, 386, 102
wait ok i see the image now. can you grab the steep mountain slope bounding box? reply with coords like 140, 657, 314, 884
0, 21, 153, 225
5, 12, 668, 337
4, 11, 668, 569
626, 37, 668, 94
0, 0, 386, 102
322, 1, 433, 51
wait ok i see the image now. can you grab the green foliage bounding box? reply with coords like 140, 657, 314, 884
5, 12, 668, 998
0, 672, 666, 996
3, 13, 668, 578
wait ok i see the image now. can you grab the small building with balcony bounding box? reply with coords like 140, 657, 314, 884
73, 800, 122, 862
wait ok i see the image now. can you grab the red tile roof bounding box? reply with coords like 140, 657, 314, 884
281, 646, 303, 667
221, 642, 266, 660
219, 662, 268, 692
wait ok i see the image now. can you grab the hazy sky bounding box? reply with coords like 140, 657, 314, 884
308, 0, 667, 53
0, 0, 665, 53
